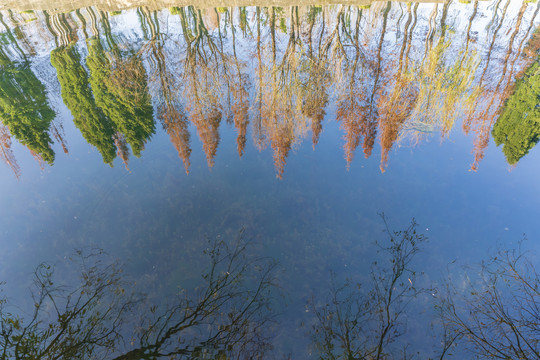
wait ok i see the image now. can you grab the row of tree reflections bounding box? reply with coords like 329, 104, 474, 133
1, 218, 539, 359
1, 0, 540, 178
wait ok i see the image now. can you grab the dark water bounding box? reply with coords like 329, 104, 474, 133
0, 1, 539, 358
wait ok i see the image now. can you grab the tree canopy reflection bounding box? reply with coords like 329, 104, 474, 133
0, 48, 55, 167
51, 44, 118, 165
0, 1, 539, 177
492, 28, 540, 166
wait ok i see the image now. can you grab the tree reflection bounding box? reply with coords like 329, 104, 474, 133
334, 6, 372, 168
466, 0, 531, 171
177, 6, 224, 169
0, 233, 278, 359
0, 249, 135, 359
1, 1, 540, 177
492, 27, 540, 165
230, 7, 251, 158
0, 123, 19, 179
86, 12, 155, 161
0, 50, 55, 165
309, 215, 427, 359
438, 243, 540, 359
51, 44, 117, 165
141, 7, 192, 173
309, 218, 540, 359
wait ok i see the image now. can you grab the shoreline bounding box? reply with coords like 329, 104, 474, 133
1, 0, 447, 13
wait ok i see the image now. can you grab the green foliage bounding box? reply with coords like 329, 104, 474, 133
492, 61, 540, 165
279, 18, 287, 33
86, 38, 155, 157
169, 6, 181, 15
0, 53, 55, 163
306, 6, 322, 22
50, 45, 117, 164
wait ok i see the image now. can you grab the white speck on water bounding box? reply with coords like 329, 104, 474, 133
504, 227, 509, 231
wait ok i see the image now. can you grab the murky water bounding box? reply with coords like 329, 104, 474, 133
0, 1, 539, 358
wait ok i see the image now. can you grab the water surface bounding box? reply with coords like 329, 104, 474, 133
0, 1, 540, 358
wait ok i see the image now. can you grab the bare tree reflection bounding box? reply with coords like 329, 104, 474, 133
141, 7, 192, 173
309, 215, 427, 359
176, 6, 224, 169
437, 243, 540, 359
0, 233, 278, 359
0, 249, 135, 359
230, 7, 251, 158
309, 216, 540, 359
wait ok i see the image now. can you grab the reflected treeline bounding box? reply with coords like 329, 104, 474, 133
1, 1, 540, 177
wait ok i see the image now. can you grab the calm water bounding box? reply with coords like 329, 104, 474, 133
0, 1, 539, 358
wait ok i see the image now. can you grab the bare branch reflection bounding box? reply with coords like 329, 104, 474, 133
438, 242, 540, 359
309, 215, 427, 359
0, 231, 279, 359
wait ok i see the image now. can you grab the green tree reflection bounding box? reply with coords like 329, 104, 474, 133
492, 59, 540, 165
51, 44, 117, 165
0, 51, 55, 164
86, 16, 154, 159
